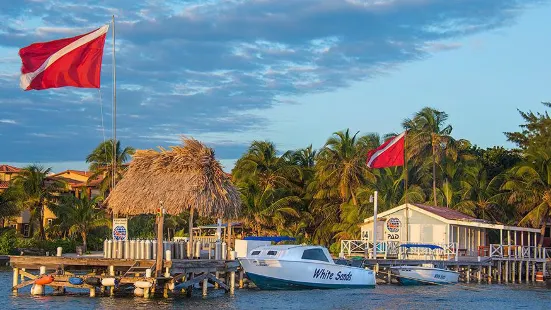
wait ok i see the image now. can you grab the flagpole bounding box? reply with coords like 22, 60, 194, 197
112, 15, 117, 192
404, 130, 409, 242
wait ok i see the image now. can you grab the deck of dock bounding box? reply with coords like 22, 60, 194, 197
10, 255, 241, 298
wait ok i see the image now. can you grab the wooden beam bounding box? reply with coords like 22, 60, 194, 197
173, 273, 208, 290
207, 274, 229, 290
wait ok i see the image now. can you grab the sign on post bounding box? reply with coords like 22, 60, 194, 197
385, 217, 401, 241
113, 218, 128, 241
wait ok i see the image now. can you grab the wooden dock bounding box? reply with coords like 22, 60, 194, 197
10, 255, 241, 298
342, 256, 548, 285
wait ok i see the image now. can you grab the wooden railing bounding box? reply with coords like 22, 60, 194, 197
489, 244, 550, 260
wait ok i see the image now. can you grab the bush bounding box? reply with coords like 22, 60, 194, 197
0, 229, 18, 255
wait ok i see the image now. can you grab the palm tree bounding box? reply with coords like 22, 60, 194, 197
454, 164, 504, 221
232, 140, 300, 192
11, 165, 66, 240
316, 129, 376, 206
501, 147, 551, 245
403, 107, 459, 206
54, 193, 109, 251
239, 183, 301, 235
0, 187, 20, 226
86, 139, 135, 196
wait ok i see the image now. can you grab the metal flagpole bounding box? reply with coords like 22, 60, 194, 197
112, 15, 117, 192
404, 130, 409, 242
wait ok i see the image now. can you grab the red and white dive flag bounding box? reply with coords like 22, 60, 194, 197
366, 131, 406, 168
19, 25, 109, 91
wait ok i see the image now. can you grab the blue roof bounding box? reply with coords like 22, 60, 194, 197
243, 236, 296, 243
399, 244, 443, 250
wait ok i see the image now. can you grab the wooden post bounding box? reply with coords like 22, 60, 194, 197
12, 267, 19, 295
466, 266, 470, 283
144, 268, 152, 298
526, 259, 530, 283
239, 269, 244, 288
229, 251, 236, 296
488, 264, 492, 284
478, 266, 482, 283
202, 277, 208, 297
20, 268, 25, 281
156, 202, 165, 276
498, 261, 502, 283
505, 261, 509, 283
532, 261, 536, 282
90, 287, 96, 297
511, 260, 516, 284
188, 208, 195, 259
227, 221, 233, 259
215, 271, 220, 289
109, 265, 115, 296
230, 271, 236, 296
518, 261, 522, 283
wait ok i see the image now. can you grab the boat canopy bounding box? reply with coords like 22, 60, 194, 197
243, 236, 296, 243
399, 244, 443, 250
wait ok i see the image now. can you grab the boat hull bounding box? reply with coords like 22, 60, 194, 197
391, 266, 459, 285
239, 258, 376, 290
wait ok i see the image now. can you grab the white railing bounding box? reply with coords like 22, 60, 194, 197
397, 242, 458, 260
340, 240, 390, 258
340, 240, 458, 260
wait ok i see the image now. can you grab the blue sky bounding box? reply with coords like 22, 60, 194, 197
1, 0, 550, 172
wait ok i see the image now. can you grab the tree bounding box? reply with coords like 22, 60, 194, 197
54, 193, 109, 251
505, 102, 551, 150
403, 107, 460, 206
86, 139, 135, 196
11, 165, 66, 240
0, 187, 20, 226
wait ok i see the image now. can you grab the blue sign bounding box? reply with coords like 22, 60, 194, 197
113, 226, 127, 240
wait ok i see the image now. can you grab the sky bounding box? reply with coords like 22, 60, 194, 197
1, 0, 550, 173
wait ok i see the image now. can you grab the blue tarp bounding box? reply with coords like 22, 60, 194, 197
243, 236, 296, 243
399, 244, 443, 250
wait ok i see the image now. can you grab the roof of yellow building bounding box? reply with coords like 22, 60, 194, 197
51, 169, 91, 178
0, 181, 9, 189
0, 165, 21, 173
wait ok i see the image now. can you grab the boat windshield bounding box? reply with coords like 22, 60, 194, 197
301, 248, 329, 262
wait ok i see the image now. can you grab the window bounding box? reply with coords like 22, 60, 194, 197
545, 227, 551, 238
301, 249, 329, 262
9, 224, 17, 229
267, 250, 278, 256
47, 218, 53, 226
251, 251, 261, 256
22, 224, 30, 237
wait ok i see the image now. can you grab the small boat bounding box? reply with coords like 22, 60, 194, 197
391, 244, 459, 285
391, 264, 459, 285
239, 244, 376, 290
34, 275, 54, 285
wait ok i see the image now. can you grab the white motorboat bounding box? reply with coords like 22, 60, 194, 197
391, 264, 459, 285
239, 244, 376, 290
391, 244, 459, 285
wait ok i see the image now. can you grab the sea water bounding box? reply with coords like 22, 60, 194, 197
2, 271, 551, 310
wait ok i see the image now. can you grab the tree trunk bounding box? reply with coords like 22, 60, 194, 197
432, 137, 438, 207
188, 208, 194, 258
539, 212, 549, 247
38, 203, 46, 241
82, 231, 87, 253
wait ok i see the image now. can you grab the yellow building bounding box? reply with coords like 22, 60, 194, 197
1, 166, 103, 237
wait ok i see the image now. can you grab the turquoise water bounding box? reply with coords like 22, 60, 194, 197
2, 271, 551, 309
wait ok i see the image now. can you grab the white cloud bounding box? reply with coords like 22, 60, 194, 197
0, 119, 17, 124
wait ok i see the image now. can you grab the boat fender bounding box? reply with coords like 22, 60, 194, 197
68, 277, 84, 285
134, 287, 145, 297
84, 277, 101, 286
34, 275, 54, 285
30, 284, 44, 295
134, 281, 153, 288
101, 277, 117, 286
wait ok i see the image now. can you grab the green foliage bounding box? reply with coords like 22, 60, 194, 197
229, 103, 551, 247
0, 229, 18, 255
86, 139, 135, 196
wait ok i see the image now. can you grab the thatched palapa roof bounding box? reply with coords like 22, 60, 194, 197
106, 137, 241, 218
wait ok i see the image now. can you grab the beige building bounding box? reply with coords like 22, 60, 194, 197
343, 203, 541, 259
